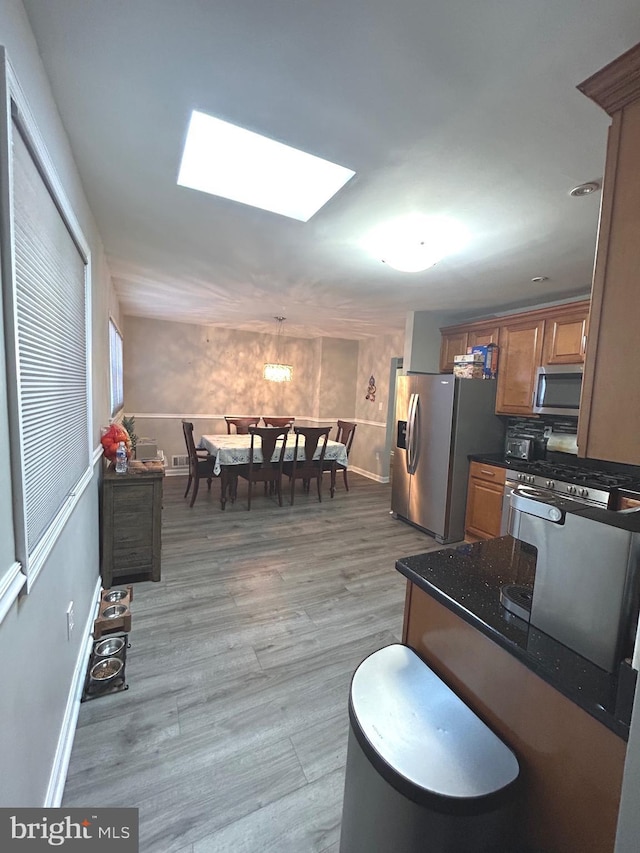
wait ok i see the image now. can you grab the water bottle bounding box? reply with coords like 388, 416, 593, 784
115, 441, 128, 474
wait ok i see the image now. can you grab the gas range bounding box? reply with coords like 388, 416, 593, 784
504, 459, 640, 508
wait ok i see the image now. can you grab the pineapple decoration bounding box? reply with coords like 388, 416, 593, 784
122, 415, 138, 458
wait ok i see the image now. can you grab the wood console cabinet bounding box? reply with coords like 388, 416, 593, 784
464, 461, 506, 540
577, 44, 640, 465
100, 464, 164, 586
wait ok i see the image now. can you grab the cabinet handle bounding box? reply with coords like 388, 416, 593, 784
480, 469, 496, 477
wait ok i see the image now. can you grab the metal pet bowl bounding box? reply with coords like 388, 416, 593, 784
94, 636, 125, 658
89, 657, 123, 684
102, 604, 127, 619
102, 588, 128, 603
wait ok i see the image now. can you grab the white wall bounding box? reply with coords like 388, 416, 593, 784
0, 1, 115, 806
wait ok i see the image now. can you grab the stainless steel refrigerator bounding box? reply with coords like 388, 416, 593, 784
391, 374, 504, 543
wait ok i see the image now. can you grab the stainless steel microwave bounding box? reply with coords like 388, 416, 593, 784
533, 364, 583, 416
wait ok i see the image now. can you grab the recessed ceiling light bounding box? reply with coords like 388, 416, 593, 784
569, 181, 600, 198
531, 276, 549, 283
362, 214, 469, 273
177, 110, 355, 222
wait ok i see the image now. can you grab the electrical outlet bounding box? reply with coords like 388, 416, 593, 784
66, 601, 75, 640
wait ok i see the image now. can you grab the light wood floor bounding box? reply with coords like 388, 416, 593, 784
63, 473, 445, 852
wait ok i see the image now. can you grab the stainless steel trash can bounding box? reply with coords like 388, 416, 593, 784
339, 644, 520, 853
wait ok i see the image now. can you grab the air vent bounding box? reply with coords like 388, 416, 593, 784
171, 455, 189, 468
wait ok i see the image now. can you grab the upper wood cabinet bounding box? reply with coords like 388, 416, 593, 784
542, 302, 589, 365
576, 44, 640, 465
439, 323, 500, 372
467, 325, 500, 349
440, 300, 589, 415
439, 330, 468, 373
495, 317, 545, 415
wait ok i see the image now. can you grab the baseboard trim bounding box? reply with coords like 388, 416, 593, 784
165, 465, 389, 484
44, 575, 102, 807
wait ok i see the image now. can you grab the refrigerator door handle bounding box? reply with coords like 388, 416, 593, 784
407, 393, 419, 474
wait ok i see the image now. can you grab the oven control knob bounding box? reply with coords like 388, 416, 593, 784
548, 507, 563, 522
545, 480, 555, 489
517, 473, 525, 482
526, 475, 535, 484
567, 485, 577, 495
580, 488, 589, 498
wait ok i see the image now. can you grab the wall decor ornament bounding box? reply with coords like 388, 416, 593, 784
365, 375, 376, 402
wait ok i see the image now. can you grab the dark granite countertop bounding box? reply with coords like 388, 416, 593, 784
396, 536, 633, 740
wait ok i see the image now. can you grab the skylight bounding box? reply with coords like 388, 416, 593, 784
177, 110, 355, 222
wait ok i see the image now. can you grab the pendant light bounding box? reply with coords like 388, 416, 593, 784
263, 316, 293, 382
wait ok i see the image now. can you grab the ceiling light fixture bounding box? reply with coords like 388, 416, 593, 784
362, 213, 469, 273
177, 110, 355, 221
531, 276, 549, 283
263, 317, 293, 383
569, 181, 601, 197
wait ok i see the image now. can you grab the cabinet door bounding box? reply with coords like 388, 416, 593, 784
495, 319, 545, 415
577, 96, 640, 463
439, 331, 468, 373
543, 308, 588, 364
465, 463, 506, 540
468, 325, 500, 348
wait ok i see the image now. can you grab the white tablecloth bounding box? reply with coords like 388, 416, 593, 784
199, 434, 349, 476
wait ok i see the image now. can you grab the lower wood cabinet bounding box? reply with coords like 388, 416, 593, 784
402, 583, 625, 853
100, 464, 164, 586
464, 461, 505, 540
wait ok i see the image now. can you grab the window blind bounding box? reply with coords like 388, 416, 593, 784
11, 117, 89, 561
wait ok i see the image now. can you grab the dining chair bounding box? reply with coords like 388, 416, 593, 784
225, 416, 261, 435
262, 416, 295, 430
236, 426, 289, 509
181, 420, 216, 507
283, 426, 331, 504
333, 419, 357, 492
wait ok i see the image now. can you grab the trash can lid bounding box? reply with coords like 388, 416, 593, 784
349, 644, 519, 810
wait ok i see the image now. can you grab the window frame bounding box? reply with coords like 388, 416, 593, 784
109, 317, 124, 417
0, 49, 93, 598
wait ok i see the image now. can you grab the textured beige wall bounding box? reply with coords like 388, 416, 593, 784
350, 331, 405, 480
122, 316, 379, 472
318, 338, 358, 421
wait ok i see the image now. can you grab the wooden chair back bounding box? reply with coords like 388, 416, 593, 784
262, 416, 295, 430
225, 416, 261, 434
291, 427, 330, 470
247, 426, 289, 475
181, 419, 215, 506
336, 420, 357, 456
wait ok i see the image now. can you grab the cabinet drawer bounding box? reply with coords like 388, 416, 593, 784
468, 461, 506, 485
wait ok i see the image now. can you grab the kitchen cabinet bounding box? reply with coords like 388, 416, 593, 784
467, 324, 500, 349
464, 461, 506, 540
439, 324, 500, 372
439, 300, 587, 415
614, 490, 640, 511
577, 44, 640, 465
542, 301, 589, 365
495, 316, 545, 415
100, 463, 164, 586
401, 581, 625, 853
439, 329, 468, 372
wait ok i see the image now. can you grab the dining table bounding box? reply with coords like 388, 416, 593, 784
198, 433, 349, 509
